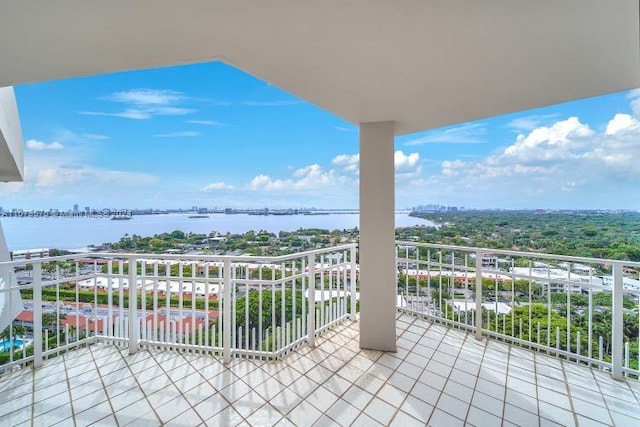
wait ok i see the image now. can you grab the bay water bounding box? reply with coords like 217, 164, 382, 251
0, 213, 434, 251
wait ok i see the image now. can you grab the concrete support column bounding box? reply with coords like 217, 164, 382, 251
359, 121, 397, 351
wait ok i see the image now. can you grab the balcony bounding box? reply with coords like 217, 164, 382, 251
0, 243, 639, 426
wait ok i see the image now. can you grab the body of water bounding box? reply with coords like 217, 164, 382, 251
0, 338, 24, 352
0, 213, 434, 251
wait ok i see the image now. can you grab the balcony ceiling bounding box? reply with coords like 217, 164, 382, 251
0, 0, 639, 136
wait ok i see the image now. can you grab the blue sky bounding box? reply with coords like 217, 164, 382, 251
3, 61, 640, 210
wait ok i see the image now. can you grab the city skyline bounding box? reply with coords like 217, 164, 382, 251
3, 61, 640, 210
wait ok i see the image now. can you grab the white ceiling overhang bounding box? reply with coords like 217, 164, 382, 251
0, 0, 638, 181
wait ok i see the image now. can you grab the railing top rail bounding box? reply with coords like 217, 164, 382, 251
0, 252, 89, 266
395, 240, 640, 268
0, 243, 358, 268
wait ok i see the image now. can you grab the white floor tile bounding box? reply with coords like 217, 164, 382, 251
0, 315, 637, 427
537, 386, 571, 410
269, 388, 303, 415
342, 385, 374, 411
32, 403, 73, 426
203, 406, 243, 426
602, 396, 640, 420
0, 407, 32, 426
503, 403, 539, 427
246, 404, 284, 426
444, 379, 474, 403
164, 407, 204, 426
471, 390, 504, 416
109, 386, 145, 411
571, 398, 612, 425
401, 394, 434, 421
286, 400, 322, 426
575, 415, 612, 427
376, 383, 407, 407
609, 410, 640, 427
389, 370, 418, 392
193, 392, 230, 421
305, 385, 338, 413
326, 398, 361, 426
428, 408, 464, 427
354, 372, 384, 395
114, 398, 156, 426
538, 401, 576, 427
352, 412, 383, 427
506, 376, 537, 398
363, 396, 397, 425
71, 388, 108, 414
151, 394, 192, 423
436, 393, 469, 421
466, 406, 502, 427
389, 410, 425, 427
74, 400, 113, 425
182, 381, 216, 406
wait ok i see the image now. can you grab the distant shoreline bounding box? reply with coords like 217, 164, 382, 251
1, 212, 432, 251
0, 210, 416, 219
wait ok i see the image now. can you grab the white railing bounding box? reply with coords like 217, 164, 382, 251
0, 244, 358, 372
3, 240, 637, 382
396, 241, 640, 380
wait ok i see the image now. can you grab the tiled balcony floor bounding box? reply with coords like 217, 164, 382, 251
1, 314, 639, 427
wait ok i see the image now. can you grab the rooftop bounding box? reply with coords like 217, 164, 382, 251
1, 314, 638, 426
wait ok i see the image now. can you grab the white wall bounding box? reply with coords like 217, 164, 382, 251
0, 86, 24, 182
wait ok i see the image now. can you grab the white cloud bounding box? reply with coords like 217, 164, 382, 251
626, 89, 640, 116
201, 182, 234, 191
80, 88, 195, 120
335, 126, 358, 133
394, 151, 421, 178
414, 113, 640, 208
506, 113, 560, 132
151, 106, 195, 116
80, 107, 194, 120
35, 166, 158, 188
250, 174, 272, 189
26, 139, 64, 151
404, 122, 487, 146
626, 88, 640, 99
81, 133, 109, 140
154, 131, 201, 138
502, 117, 594, 163
241, 100, 303, 107
187, 120, 228, 126
331, 151, 421, 178
250, 164, 352, 192
332, 153, 360, 173
247, 150, 422, 197
35, 167, 88, 187
106, 89, 185, 106
605, 113, 640, 136
79, 109, 152, 120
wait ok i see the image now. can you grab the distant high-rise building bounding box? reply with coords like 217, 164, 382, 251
73, 204, 79, 212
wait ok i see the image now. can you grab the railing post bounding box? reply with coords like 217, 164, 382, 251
612, 263, 624, 380
33, 262, 43, 368
349, 246, 357, 320
475, 251, 483, 341
128, 257, 138, 355
307, 254, 316, 347
222, 259, 232, 363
